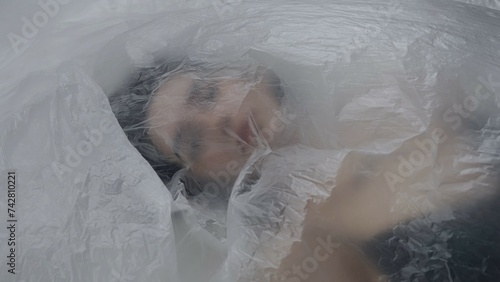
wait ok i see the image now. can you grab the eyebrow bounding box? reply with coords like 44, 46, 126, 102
173, 122, 202, 164
185, 79, 199, 106
185, 79, 217, 108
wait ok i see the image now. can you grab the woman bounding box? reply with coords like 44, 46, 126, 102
109, 59, 287, 195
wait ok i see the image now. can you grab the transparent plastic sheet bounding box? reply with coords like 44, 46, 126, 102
0, 1, 500, 282
453, 0, 500, 10
0, 65, 180, 281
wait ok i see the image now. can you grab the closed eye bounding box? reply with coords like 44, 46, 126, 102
204, 85, 216, 102
173, 122, 203, 165
186, 80, 218, 107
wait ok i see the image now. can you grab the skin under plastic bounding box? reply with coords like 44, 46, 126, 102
1, 1, 499, 282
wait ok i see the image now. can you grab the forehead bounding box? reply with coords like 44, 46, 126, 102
146, 74, 193, 145
157, 74, 193, 102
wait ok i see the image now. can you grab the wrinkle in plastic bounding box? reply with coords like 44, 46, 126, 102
1, 1, 500, 282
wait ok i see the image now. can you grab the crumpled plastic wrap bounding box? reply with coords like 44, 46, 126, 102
1, 0, 499, 282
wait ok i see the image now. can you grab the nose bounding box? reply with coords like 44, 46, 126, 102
191, 114, 253, 158
183, 98, 236, 132
183, 111, 236, 145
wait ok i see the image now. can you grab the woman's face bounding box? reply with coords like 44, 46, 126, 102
147, 69, 284, 186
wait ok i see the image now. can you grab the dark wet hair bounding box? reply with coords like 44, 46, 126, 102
362, 190, 500, 281
108, 59, 285, 183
